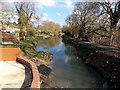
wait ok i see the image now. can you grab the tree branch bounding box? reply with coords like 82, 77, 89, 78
94, 31, 110, 38
15, 6, 19, 13
87, 26, 109, 34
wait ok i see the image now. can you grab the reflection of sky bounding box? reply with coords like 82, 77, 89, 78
36, 38, 103, 88
36, 42, 64, 55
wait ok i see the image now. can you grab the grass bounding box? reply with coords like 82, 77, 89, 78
0, 45, 3, 48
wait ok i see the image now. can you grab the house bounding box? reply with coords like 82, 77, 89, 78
0, 24, 20, 33
0, 23, 20, 43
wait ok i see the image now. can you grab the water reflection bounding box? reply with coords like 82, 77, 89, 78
36, 36, 103, 88
36, 36, 61, 50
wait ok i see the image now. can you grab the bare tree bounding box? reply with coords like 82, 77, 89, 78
0, 2, 13, 24
65, 2, 100, 40
14, 2, 35, 40
99, 1, 120, 45
15, 2, 35, 26
37, 21, 62, 36
63, 1, 120, 47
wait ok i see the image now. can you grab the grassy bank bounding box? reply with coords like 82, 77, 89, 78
62, 35, 120, 88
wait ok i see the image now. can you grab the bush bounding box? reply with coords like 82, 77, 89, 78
27, 29, 35, 37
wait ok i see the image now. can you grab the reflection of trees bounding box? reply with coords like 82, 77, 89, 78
37, 36, 61, 50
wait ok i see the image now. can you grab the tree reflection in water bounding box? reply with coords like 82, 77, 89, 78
36, 37, 104, 88
36, 36, 61, 50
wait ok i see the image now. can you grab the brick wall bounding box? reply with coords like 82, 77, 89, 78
0, 48, 41, 88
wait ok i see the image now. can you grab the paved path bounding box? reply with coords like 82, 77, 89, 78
0, 61, 31, 88
68, 36, 120, 58
80, 41, 120, 58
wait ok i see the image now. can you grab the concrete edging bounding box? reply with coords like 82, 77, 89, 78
17, 57, 41, 88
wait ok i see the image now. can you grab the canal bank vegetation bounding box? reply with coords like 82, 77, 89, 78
62, 1, 120, 47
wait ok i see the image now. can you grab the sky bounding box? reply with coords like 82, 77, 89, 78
0, 0, 78, 26
34, 0, 76, 26
1, 0, 119, 26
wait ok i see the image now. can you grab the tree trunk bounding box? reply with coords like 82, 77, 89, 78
118, 30, 120, 48
109, 24, 116, 46
92, 34, 95, 42
110, 34, 113, 45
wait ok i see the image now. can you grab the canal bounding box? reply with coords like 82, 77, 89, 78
36, 36, 105, 88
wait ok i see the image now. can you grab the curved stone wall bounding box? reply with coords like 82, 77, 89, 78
17, 57, 41, 88
0, 48, 41, 88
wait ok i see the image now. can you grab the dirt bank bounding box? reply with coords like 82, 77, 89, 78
22, 54, 53, 88
62, 35, 120, 88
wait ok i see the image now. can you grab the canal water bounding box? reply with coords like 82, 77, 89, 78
36, 36, 105, 88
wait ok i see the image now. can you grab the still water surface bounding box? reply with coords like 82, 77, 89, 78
36, 36, 104, 88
